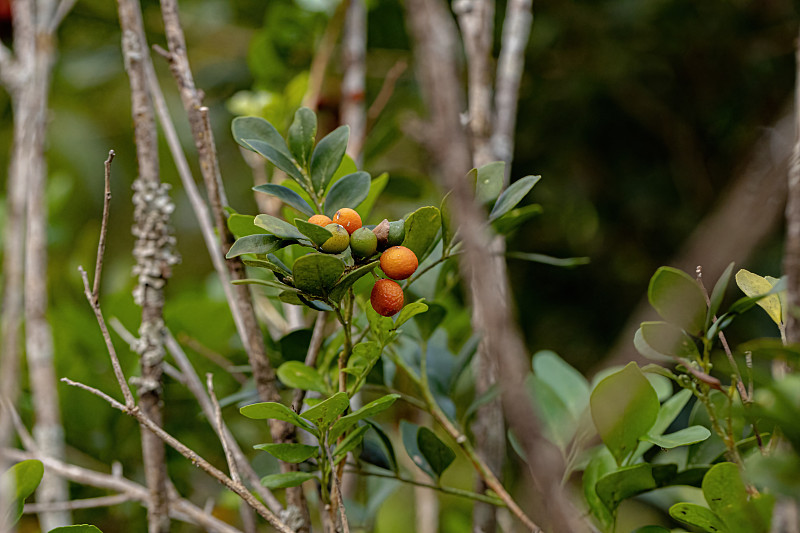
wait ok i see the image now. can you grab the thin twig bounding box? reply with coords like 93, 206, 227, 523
92, 150, 115, 304
324, 441, 350, 533
206, 373, 240, 484
366, 60, 408, 125
24, 494, 131, 513
48, 0, 79, 33
176, 334, 247, 384
61, 377, 295, 533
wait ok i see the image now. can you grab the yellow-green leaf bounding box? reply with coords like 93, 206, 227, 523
735, 269, 782, 325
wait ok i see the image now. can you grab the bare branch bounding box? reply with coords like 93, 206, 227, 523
48, 0, 79, 33
324, 443, 350, 533
206, 374, 240, 484
92, 150, 116, 304
25, 494, 132, 513
341, 0, 367, 163
366, 60, 408, 126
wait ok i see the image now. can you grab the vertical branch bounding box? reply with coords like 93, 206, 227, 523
117, 1, 176, 531
341, 0, 367, 163
785, 25, 800, 344
492, 0, 532, 181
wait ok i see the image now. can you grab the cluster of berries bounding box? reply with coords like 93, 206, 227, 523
308, 208, 419, 317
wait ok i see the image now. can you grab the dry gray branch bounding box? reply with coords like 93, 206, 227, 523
341, 0, 367, 163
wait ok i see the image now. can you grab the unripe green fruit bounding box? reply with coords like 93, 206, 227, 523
350, 227, 378, 258
388, 220, 405, 247
320, 223, 350, 253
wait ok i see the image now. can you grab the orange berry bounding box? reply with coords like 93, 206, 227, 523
371, 279, 404, 317
379, 246, 418, 280
332, 208, 362, 235
308, 214, 332, 227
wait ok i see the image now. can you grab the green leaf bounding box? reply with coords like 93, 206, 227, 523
634, 326, 673, 362
254, 214, 306, 240
292, 253, 345, 296
288, 107, 317, 168
648, 267, 707, 335
328, 261, 379, 303
240, 402, 315, 433
401, 421, 436, 479
641, 426, 711, 448
440, 192, 455, 251
364, 421, 398, 473
323, 171, 371, 217
356, 172, 388, 219
488, 175, 541, 222
277, 361, 328, 393
253, 184, 315, 217
401, 206, 442, 261
242, 259, 290, 278
394, 300, 428, 328
243, 138, 305, 183
228, 213, 265, 238
703, 462, 773, 533
532, 350, 590, 419
310, 125, 349, 193
261, 471, 317, 489
294, 218, 333, 246
48, 527, 103, 533
333, 425, 370, 460
472, 161, 505, 204
1, 459, 44, 527
669, 503, 727, 533
342, 341, 382, 383
632, 527, 671, 533
301, 391, 349, 430
232, 278, 298, 292
417, 427, 456, 480
639, 321, 700, 359
226, 234, 282, 258
707, 262, 735, 329
595, 463, 677, 512
491, 203, 543, 235
590, 362, 659, 465
735, 269, 782, 325
583, 448, 616, 530
633, 388, 692, 461
506, 252, 590, 268
526, 374, 577, 452
330, 394, 400, 441
254, 443, 319, 463
414, 302, 447, 341
232, 116, 292, 158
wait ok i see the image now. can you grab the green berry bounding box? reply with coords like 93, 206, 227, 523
350, 227, 378, 258
388, 220, 405, 247
320, 223, 350, 253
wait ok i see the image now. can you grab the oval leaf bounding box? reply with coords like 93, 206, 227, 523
707, 262, 735, 328
48, 527, 104, 533
394, 300, 428, 328
532, 350, 590, 420
330, 394, 400, 441
648, 267, 707, 335
401, 206, 442, 261
590, 362, 659, 465
1, 459, 43, 527
261, 471, 317, 489
329, 261, 379, 303
333, 425, 370, 460
228, 213, 266, 238
639, 321, 700, 359
288, 107, 317, 168
277, 361, 328, 393
226, 234, 282, 258
489, 175, 541, 221
669, 503, 726, 533
417, 427, 456, 480
473, 161, 506, 205
301, 391, 350, 430
243, 138, 305, 183
292, 253, 345, 296
310, 125, 349, 193
324, 171, 371, 217
595, 463, 677, 512
641, 426, 711, 449
253, 184, 315, 217
254, 214, 306, 240
240, 402, 315, 433
254, 443, 318, 463
735, 269, 782, 325
294, 218, 333, 246
232, 116, 292, 158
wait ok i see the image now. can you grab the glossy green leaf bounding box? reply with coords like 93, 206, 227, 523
242, 258, 290, 278
333, 424, 370, 459
488, 175, 541, 222
301, 391, 349, 430
254, 443, 319, 463
243, 138, 304, 183
707, 262, 735, 329
634, 326, 673, 362
330, 394, 400, 441
596, 463, 677, 512
364, 421, 398, 473
240, 402, 315, 433
506, 252, 590, 268
394, 300, 428, 328
288, 107, 317, 168
253, 184, 315, 217
254, 214, 306, 240
639, 321, 700, 359
226, 234, 282, 258
277, 361, 327, 393
342, 341, 381, 382
294, 218, 333, 246
1, 459, 43, 527
48, 526, 103, 533
401, 206, 441, 261
328, 261, 379, 303
228, 213, 265, 238
261, 472, 317, 489
232, 116, 292, 158
323, 171, 371, 217
356, 172, 388, 219
401, 421, 436, 479
633, 388, 692, 461
703, 462, 773, 533
292, 253, 345, 296
310, 125, 349, 192
735, 269, 782, 325
472, 161, 505, 205
417, 427, 455, 480
648, 267, 707, 335
532, 350, 590, 419
669, 503, 726, 533
526, 374, 576, 452
642, 425, 710, 448
491, 204, 543, 235
590, 362, 659, 465
583, 448, 616, 531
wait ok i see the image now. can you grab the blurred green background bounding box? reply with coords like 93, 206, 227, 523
2, 0, 798, 530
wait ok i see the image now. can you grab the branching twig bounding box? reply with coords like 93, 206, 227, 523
206, 374, 240, 484
92, 150, 115, 304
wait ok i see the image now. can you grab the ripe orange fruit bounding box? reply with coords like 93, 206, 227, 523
332, 208, 362, 235
308, 214, 332, 227
379, 246, 418, 280
320, 223, 350, 253
371, 279, 404, 317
